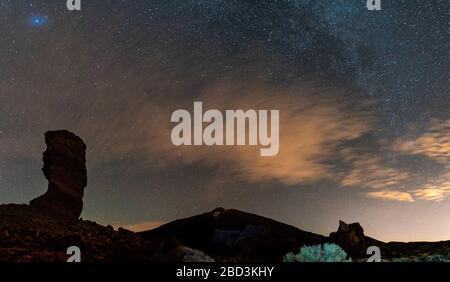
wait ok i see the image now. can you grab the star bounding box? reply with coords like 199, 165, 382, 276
28, 15, 47, 27
0, 0, 447, 244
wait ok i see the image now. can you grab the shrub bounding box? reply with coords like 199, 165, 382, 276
391, 254, 450, 262
425, 254, 450, 262
283, 243, 351, 262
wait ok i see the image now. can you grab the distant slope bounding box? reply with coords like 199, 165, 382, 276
140, 207, 325, 261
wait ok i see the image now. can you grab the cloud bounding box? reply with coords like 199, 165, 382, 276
2, 26, 448, 205
339, 119, 450, 202
367, 191, 415, 202
0, 25, 372, 191
413, 188, 446, 202
412, 171, 450, 202
339, 150, 410, 189
392, 119, 450, 164
352, 118, 450, 203
391, 119, 450, 201
0, 28, 375, 187
137, 81, 374, 186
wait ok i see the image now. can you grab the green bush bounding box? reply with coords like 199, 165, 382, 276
283, 243, 352, 262
392, 254, 450, 262
425, 254, 450, 262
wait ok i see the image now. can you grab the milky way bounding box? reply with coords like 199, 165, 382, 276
0, 0, 448, 241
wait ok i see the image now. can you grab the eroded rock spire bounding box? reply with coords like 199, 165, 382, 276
30, 130, 87, 219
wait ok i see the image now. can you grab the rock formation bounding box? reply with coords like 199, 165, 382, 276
30, 130, 87, 219
329, 220, 367, 257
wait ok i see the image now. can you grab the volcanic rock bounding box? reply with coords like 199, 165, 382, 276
30, 130, 87, 219
0, 204, 163, 262
329, 220, 369, 257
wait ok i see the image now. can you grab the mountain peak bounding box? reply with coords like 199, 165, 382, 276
211, 207, 226, 217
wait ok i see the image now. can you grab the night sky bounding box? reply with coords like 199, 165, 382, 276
0, 0, 449, 242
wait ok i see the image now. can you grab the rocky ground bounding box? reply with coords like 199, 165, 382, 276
0, 204, 164, 262
2, 203, 450, 262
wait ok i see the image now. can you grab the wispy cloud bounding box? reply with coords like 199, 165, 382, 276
367, 191, 415, 202
1, 27, 448, 206
412, 171, 450, 202
392, 119, 450, 164
340, 151, 410, 190
340, 119, 450, 203
391, 119, 450, 201
144, 84, 373, 186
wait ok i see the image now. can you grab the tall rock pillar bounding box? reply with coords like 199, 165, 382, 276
30, 130, 87, 219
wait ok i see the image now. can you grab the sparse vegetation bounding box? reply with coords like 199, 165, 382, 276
390, 254, 450, 262
283, 243, 352, 262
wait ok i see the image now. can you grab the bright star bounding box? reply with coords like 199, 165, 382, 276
28, 15, 47, 27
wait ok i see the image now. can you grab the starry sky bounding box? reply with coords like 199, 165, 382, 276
0, 0, 449, 242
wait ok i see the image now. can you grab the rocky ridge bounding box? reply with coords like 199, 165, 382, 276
0, 204, 162, 262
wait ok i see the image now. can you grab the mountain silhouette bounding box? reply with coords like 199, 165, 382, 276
142, 207, 338, 261
1, 131, 449, 262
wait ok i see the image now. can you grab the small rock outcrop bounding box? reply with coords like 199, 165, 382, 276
329, 220, 367, 257
30, 130, 87, 219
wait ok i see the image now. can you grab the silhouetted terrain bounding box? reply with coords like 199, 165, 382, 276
0, 204, 163, 262
141, 207, 325, 262
140, 208, 450, 262
3, 203, 450, 262
1, 131, 450, 262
